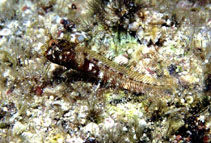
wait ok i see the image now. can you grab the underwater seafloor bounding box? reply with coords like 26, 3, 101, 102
0, 0, 210, 143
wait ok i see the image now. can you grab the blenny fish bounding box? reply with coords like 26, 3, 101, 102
44, 39, 177, 95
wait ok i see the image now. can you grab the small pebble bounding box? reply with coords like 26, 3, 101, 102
114, 55, 129, 65
0, 28, 12, 36
128, 22, 139, 31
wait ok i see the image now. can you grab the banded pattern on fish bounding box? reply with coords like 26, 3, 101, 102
44, 39, 177, 95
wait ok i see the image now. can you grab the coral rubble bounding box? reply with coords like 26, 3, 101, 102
0, 0, 210, 142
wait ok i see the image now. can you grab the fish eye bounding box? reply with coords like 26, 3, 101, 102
48, 39, 58, 47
